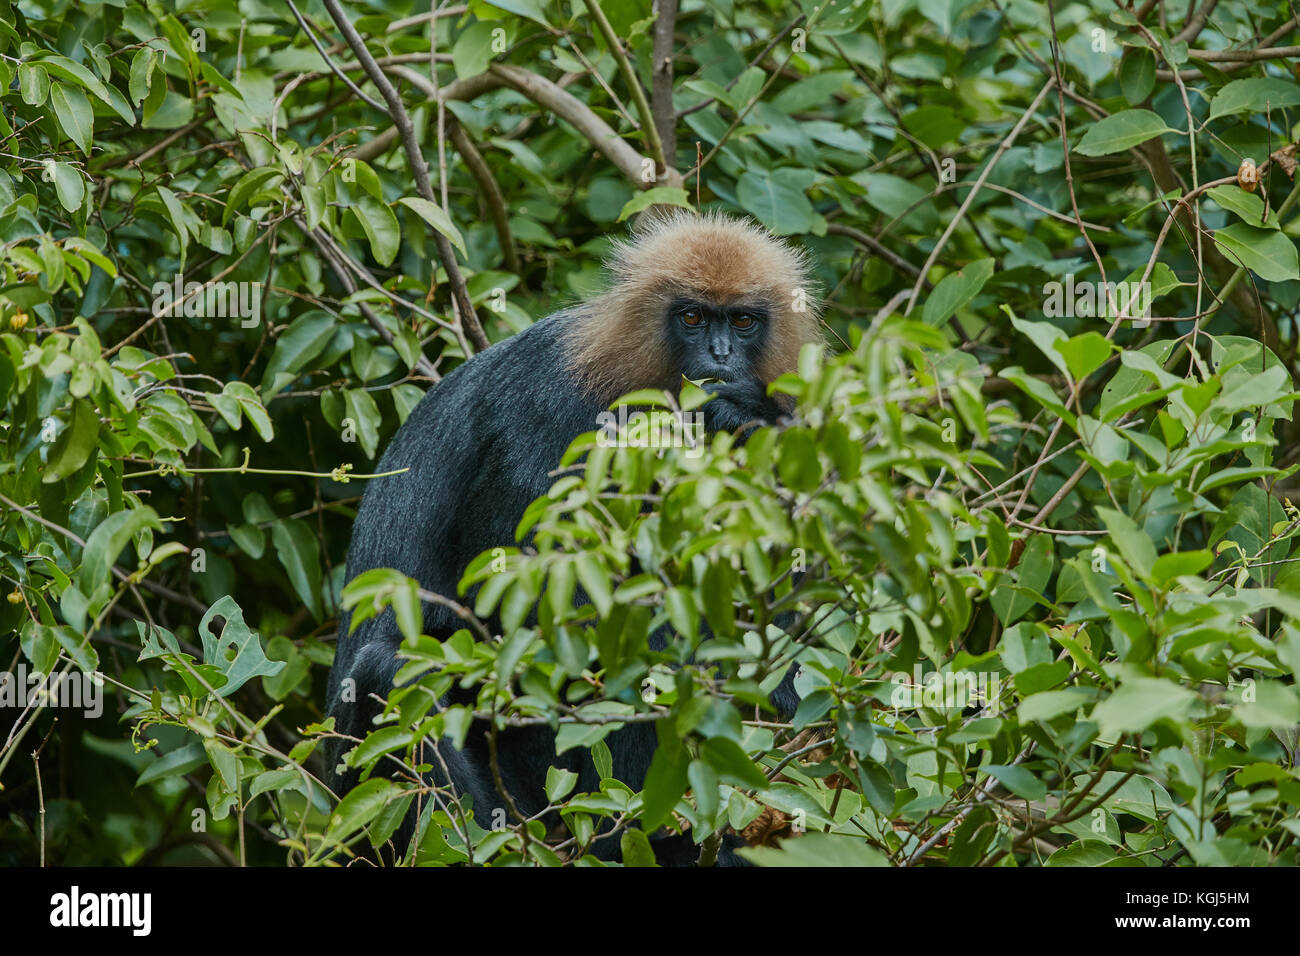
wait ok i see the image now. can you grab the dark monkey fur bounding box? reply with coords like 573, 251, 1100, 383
325, 211, 822, 864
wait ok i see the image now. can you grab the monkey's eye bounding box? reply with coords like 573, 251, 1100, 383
731, 313, 756, 329
680, 309, 703, 326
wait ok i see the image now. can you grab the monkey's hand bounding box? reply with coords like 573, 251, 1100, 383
701, 378, 789, 436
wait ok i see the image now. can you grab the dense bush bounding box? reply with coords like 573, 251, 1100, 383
2, 0, 1300, 866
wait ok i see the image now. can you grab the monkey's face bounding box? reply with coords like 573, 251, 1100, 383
666, 296, 772, 385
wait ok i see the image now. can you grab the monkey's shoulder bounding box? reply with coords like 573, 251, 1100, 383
408, 309, 595, 423
375, 309, 601, 473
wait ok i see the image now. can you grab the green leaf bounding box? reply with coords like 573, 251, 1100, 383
44, 398, 100, 483
271, 519, 324, 620
397, 197, 468, 258
1045, 841, 1121, 866
1000, 366, 1076, 427
343, 387, 381, 459
1054, 331, 1113, 381
617, 187, 694, 223
223, 167, 284, 226
1009, 317, 1069, 374
155, 185, 189, 268
1075, 110, 1174, 156
1020, 687, 1092, 721
854, 172, 938, 232
1150, 550, 1212, 586
80, 506, 163, 595
574, 553, 613, 617
1097, 507, 1157, 577
901, 104, 964, 149
261, 310, 335, 393
545, 766, 579, 801
640, 738, 689, 831
353, 195, 400, 267
1118, 47, 1155, 105
49, 82, 94, 154
922, 258, 994, 327
484, 0, 551, 26
687, 759, 720, 822
1212, 224, 1300, 282
328, 777, 398, 840
991, 532, 1053, 625
1206, 185, 1279, 229
137, 742, 207, 787
18, 62, 49, 106
1234, 680, 1300, 729
1092, 678, 1196, 737
204, 738, 239, 791
50, 162, 85, 213
129, 48, 156, 106
700, 736, 769, 789
741, 832, 888, 866
451, 21, 495, 80
51, 624, 98, 673
1209, 77, 1300, 120
198, 595, 286, 695
735, 170, 816, 235
806, 0, 873, 35
983, 764, 1047, 801
342, 567, 422, 641
37, 53, 134, 123
229, 382, 273, 441
213, 381, 274, 440
620, 829, 657, 866
347, 726, 416, 768
777, 428, 821, 491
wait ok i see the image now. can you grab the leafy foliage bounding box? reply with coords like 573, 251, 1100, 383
2, 0, 1300, 867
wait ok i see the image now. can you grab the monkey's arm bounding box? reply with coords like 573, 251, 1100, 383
701, 378, 790, 435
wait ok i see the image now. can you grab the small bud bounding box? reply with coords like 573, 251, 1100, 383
1237, 158, 1258, 192
9, 311, 28, 330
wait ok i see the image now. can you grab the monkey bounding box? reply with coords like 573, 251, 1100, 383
324, 210, 822, 865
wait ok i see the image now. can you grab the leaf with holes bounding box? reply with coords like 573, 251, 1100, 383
198, 595, 286, 696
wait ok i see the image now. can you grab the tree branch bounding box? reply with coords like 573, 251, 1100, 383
651, 0, 679, 168
321, 0, 488, 352
490, 63, 684, 189
299, 217, 443, 380
346, 72, 504, 162
582, 0, 667, 173
447, 118, 520, 276
286, 0, 384, 111
903, 79, 1055, 315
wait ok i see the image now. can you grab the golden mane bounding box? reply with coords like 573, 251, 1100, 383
562, 210, 823, 402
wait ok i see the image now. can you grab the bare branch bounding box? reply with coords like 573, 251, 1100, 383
490, 63, 685, 189
903, 79, 1055, 315
447, 119, 521, 276
651, 0, 679, 166
321, 0, 489, 352
582, 0, 667, 172
286, 0, 384, 111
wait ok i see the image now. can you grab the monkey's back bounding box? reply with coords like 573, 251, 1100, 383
327, 310, 601, 701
